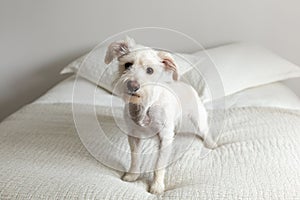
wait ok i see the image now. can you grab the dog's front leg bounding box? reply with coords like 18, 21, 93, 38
122, 136, 141, 182
150, 133, 174, 194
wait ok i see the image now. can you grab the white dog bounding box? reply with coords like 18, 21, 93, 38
105, 37, 215, 194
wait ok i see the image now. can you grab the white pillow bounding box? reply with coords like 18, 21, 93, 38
204, 82, 300, 110
36, 75, 124, 107
61, 44, 201, 93
61, 42, 300, 101
182, 42, 300, 101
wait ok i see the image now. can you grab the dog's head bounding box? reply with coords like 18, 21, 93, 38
105, 37, 179, 104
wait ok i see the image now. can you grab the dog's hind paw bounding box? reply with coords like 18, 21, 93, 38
204, 139, 217, 149
122, 172, 140, 182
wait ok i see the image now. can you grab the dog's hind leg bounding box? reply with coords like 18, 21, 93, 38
190, 106, 217, 149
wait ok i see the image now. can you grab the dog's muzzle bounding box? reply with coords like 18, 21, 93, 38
127, 80, 140, 93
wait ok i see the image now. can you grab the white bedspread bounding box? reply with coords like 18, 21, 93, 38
1, 103, 300, 199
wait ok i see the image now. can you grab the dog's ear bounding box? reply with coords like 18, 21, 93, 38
104, 36, 136, 64
157, 51, 179, 81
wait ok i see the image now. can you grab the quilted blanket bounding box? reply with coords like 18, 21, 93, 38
1, 103, 300, 199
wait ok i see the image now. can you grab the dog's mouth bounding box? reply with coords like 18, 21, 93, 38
124, 89, 142, 104
127, 92, 140, 98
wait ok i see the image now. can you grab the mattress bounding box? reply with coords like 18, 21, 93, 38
1, 76, 300, 199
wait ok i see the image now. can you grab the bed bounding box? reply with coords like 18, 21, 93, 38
1, 42, 300, 199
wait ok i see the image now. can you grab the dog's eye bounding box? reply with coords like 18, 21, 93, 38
146, 67, 154, 74
124, 62, 133, 70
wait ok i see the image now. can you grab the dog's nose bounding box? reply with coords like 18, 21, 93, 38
127, 80, 140, 92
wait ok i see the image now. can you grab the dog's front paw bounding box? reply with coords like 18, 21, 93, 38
122, 172, 140, 182
149, 181, 165, 194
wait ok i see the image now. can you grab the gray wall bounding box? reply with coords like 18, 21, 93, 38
1, 0, 300, 121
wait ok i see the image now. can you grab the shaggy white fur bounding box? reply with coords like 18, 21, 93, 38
105, 37, 215, 194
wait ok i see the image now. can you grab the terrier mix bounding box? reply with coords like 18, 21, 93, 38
105, 37, 215, 194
